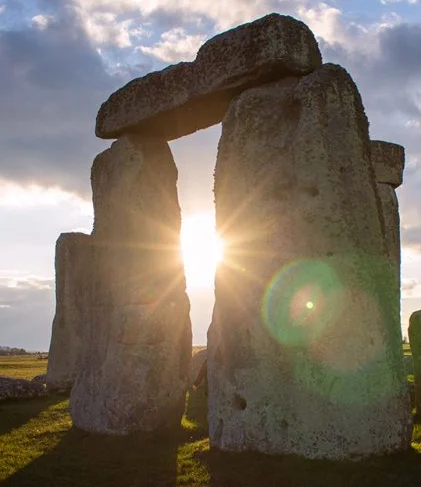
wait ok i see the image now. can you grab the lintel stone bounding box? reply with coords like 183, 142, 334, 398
95, 14, 322, 141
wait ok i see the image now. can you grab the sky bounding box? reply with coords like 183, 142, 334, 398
0, 0, 421, 351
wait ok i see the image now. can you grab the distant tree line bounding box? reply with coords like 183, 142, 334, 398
0, 346, 29, 356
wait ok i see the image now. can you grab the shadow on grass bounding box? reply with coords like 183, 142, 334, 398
2, 390, 209, 487
201, 442, 421, 487
184, 386, 208, 438
0, 394, 65, 436
3, 425, 183, 487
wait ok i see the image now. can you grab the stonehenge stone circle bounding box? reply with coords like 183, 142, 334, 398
47, 12, 412, 457
95, 14, 322, 141
409, 311, 421, 414
70, 135, 192, 434
371, 140, 404, 263
371, 140, 405, 351
208, 64, 412, 459
46, 232, 92, 392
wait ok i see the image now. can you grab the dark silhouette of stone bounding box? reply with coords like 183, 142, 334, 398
0, 377, 46, 402
409, 311, 421, 414
46, 232, 92, 392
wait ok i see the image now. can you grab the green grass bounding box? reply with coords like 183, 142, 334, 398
0, 355, 47, 380
1, 354, 421, 486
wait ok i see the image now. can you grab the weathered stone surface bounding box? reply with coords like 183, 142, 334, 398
31, 374, 47, 385
46, 233, 92, 392
409, 311, 421, 414
70, 135, 192, 434
0, 376, 46, 402
190, 348, 207, 386
371, 140, 404, 188
371, 140, 404, 363
96, 14, 322, 141
208, 64, 412, 460
376, 184, 400, 263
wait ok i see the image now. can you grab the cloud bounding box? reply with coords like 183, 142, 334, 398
380, 0, 418, 4
0, 4, 147, 197
0, 275, 54, 350
402, 277, 420, 295
139, 27, 206, 62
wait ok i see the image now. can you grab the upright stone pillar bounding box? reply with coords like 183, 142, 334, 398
409, 311, 421, 414
371, 140, 404, 263
370, 141, 405, 399
70, 134, 192, 434
46, 233, 92, 392
208, 64, 412, 460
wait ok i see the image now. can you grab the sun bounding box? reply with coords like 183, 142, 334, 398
181, 213, 224, 289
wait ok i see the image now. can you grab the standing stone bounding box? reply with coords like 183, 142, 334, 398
371, 140, 405, 378
96, 14, 322, 140
409, 311, 421, 414
371, 140, 405, 263
70, 134, 192, 434
46, 232, 92, 392
208, 64, 412, 460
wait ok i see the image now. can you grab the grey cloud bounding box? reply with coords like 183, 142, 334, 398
319, 23, 421, 251
402, 277, 419, 292
0, 276, 54, 350
0, 5, 150, 197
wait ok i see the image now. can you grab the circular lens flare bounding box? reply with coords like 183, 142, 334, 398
262, 259, 343, 347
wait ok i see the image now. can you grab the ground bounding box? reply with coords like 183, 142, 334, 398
0, 352, 420, 487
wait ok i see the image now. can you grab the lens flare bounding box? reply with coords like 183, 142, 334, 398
262, 259, 344, 347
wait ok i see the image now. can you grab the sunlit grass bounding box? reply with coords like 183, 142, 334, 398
0, 349, 420, 486
0, 355, 47, 380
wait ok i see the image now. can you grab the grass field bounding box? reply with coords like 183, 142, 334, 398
0, 355, 48, 380
1, 353, 420, 486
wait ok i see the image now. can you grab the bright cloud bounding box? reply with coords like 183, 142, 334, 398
380, 0, 418, 5
32, 14, 54, 30
0, 181, 93, 216
139, 28, 206, 62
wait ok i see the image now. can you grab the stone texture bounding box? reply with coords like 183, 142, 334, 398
371, 140, 404, 374
190, 348, 208, 386
96, 14, 322, 141
409, 311, 421, 414
371, 140, 405, 188
46, 233, 92, 392
70, 134, 192, 434
0, 376, 46, 402
208, 63, 412, 460
370, 140, 404, 262
31, 374, 47, 385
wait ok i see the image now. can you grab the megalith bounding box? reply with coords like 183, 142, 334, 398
409, 311, 421, 414
371, 140, 405, 263
70, 134, 192, 434
95, 14, 322, 141
370, 140, 405, 369
46, 232, 92, 392
208, 64, 412, 459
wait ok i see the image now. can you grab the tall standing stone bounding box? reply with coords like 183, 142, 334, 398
371, 140, 405, 263
208, 64, 412, 459
46, 233, 92, 392
70, 134, 192, 434
409, 311, 421, 414
371, 140, 405, 380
